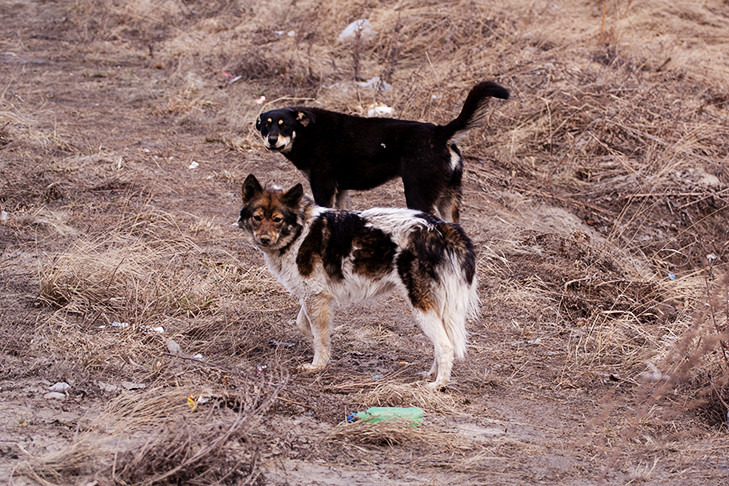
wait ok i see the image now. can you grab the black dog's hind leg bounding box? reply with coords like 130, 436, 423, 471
435, 185, 462, 223
401, 152, 457, 220
435, 158, 463, 223
402, 175, 441, 217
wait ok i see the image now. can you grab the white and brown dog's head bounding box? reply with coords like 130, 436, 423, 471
255, 108, 314, 154
238, 174, 304, 252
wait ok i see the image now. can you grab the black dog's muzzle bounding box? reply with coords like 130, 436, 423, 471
266, 135, 281, 149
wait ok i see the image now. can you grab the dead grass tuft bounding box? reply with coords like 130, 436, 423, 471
654, 269, 729, 426
14, 373, 285, 485
350, 381, 458, 414
36, 207, 280, 325
328, 419, 466, 449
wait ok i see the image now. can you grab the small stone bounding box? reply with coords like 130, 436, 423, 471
167, 339, 181, 355
97, 381, 119, 393
121, 381, 146, 390
338, 19, 377, 44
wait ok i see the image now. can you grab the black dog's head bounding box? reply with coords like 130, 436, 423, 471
255, 108, 315, 154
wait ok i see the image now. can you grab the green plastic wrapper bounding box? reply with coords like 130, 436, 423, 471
351, 406, 424, 425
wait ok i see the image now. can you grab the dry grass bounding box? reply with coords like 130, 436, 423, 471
36, 205, 283, 325
349, 381, 459, 414
14, 372, 285, 485
328, 419, 467, 449
2, 0, 729, 483
654, 271, 729, 425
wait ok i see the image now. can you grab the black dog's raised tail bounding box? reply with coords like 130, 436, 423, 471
440, 81, 509, 140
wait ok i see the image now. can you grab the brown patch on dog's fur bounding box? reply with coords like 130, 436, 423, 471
396, 215, 475, 312
352, 229, 397, 277
296, 212, 396, 280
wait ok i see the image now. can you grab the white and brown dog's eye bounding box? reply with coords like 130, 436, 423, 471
272, 216, 283, 223
253, 215, 263, 222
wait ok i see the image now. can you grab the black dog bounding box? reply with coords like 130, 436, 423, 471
255, 81, 509, 222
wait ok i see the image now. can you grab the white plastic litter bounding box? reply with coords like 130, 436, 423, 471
141, 325, 164, 334
357, 76, 391, 91
367, 104, 394, 117
49, 382, 70, 392
638, 362, 670, 382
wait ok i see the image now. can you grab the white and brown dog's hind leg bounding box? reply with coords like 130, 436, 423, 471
425, 355, 438, 381
413, 309, 456, 390
298, 293, 334, 372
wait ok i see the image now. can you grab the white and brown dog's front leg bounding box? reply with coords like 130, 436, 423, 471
298, 293, 334, 372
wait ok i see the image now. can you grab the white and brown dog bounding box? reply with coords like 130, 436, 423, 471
237, 174, 480, 389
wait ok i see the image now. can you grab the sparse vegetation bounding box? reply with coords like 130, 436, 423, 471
1, 0, 728, 484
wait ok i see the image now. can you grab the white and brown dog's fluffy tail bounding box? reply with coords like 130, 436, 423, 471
437, 253, 480, 360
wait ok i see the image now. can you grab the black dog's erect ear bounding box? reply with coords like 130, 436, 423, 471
295, 110, 314, 127
255, 116, 262, 131
242, 174, 263, 201
282, 183, 304, 206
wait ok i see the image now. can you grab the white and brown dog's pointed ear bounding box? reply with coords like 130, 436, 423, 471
283, 183, 304, 206
242, 174, 263, 201
295, 110, 314, 127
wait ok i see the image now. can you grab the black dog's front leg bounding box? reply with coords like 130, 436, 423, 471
310, 176, 337, 208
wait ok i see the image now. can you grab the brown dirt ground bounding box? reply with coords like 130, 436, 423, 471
1, 1, 729, 484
